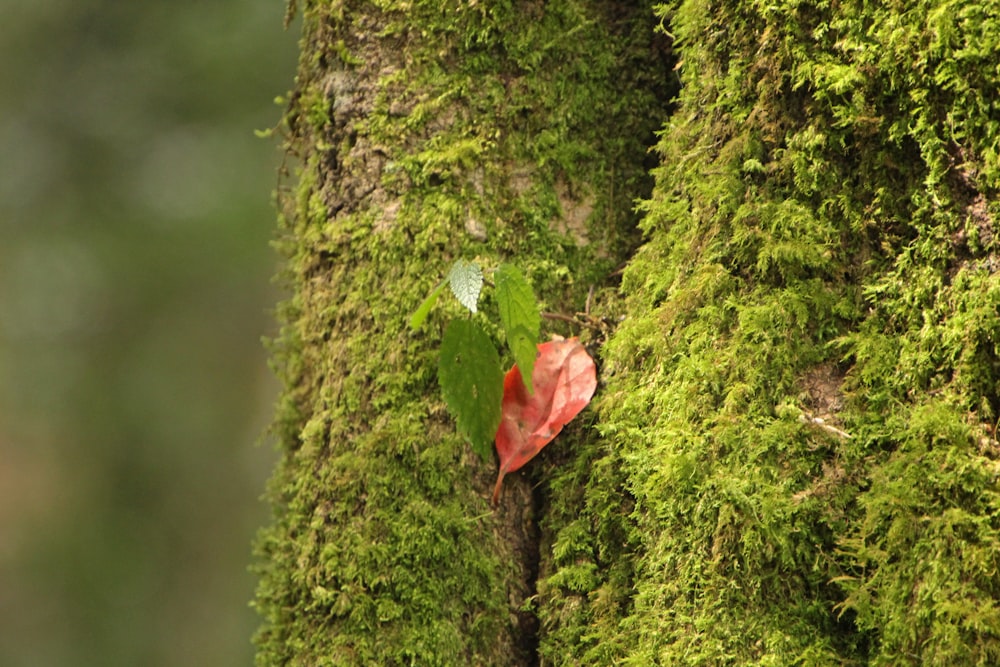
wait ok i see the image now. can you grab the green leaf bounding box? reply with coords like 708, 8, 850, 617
409, 279, 448, 330
494, 264, 540, 392
448, 259, 483, 314
438, 319, 503, 458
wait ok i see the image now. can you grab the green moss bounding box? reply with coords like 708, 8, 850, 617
258, 0, 1000, 663
253, 1, 667, 665
538, 0, 1000, 664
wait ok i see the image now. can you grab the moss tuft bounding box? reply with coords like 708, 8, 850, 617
539, 0, 1000, 664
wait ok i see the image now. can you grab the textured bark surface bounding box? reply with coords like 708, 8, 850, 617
252, 1, 667, 664
255, 1, 1000, 665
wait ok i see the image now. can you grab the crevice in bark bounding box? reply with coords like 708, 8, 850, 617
503, 21, 677, 665
519, 483, 544, 667
488, 462, 541, 665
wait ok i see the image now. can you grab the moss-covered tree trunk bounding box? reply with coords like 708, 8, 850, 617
255, 1, 1000, 665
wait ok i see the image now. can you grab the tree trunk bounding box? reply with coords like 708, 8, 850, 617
254, 1, 1000, 665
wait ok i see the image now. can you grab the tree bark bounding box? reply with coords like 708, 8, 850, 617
255, 1, 1000, 665
252, 1, 667, 664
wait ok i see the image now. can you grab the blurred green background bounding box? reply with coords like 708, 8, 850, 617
0, 1, 297, 664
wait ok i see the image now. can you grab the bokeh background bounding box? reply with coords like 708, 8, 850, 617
0, 1, 297, 664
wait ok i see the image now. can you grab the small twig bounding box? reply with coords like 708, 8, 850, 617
799, 413, 852, 440
541, 311, 604, 331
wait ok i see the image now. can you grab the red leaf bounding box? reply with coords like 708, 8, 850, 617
492, 336, 597, 505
